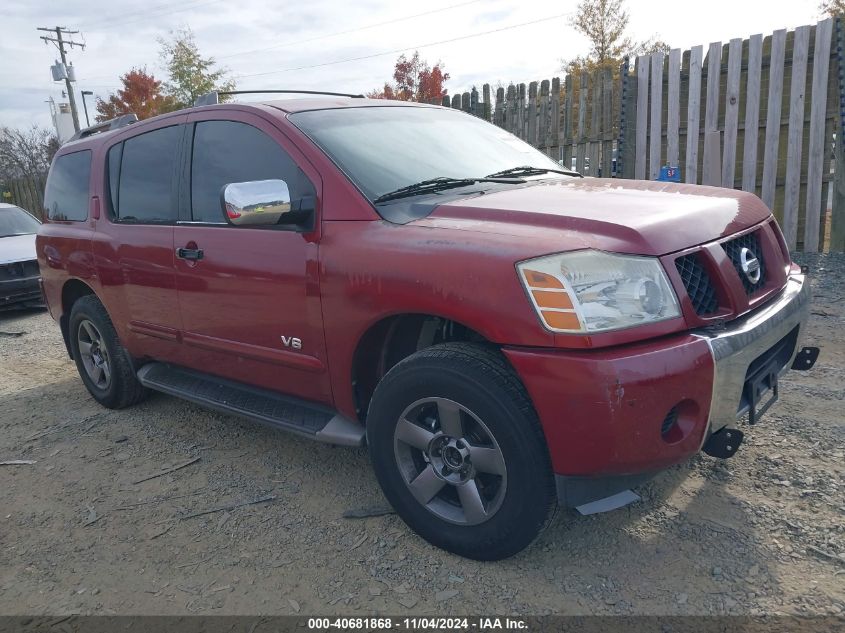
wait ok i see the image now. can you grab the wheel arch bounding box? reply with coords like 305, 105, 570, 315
59, 278, 97, 358
350, 312, 494, 423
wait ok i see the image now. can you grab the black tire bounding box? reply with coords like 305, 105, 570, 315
367, 342, 556, 560
68, 295, 149, 409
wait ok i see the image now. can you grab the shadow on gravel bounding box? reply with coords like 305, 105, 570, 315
519, 459, 780, 612
0, 305, 46, 324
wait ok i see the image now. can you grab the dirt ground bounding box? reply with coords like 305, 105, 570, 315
0, 254, 843, 617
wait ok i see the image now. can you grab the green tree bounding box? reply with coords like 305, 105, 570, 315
563, 0, 669, 74
158, 27, 235, 108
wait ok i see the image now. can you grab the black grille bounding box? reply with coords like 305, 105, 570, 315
0, 260, 39, 281
723, 231, 766, 295
675, 253, 718, 315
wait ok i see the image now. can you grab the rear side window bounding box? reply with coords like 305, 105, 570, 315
44, 150, 91, 221
113, 126, 181, 223
190, 120, 314, 223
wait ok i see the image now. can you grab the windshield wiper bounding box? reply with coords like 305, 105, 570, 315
374, 176, 525, 203
485, 165, 582, 179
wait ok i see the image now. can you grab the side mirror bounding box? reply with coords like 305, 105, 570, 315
222, 179, 311, 227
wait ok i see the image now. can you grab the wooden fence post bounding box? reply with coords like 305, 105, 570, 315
517, 83, 526, 140
539, 79, 549, 153
649, 52, 664, 179
722, 38, 743, 188
634, 56, 649, 180
685, 45, 703, 183
783, 25, 811, 250
601, 68, 613, 177
563, 74, 573, 167
761, 29, 787, 211
527, 81, 538, 147
495, 87, 505, 128
702, 41, 722, 186
666, 49, 681, 169
482, 84, 491, 121
577, 72, 588, 174
804, 18, 834, 252
742, 34, 764, 193
551, 77, 561, 158
620, 57, 637, 179
832, 16, 845, 252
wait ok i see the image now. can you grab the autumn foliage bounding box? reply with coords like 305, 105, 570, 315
95, 68, 176, 122
368, 51, 450, 102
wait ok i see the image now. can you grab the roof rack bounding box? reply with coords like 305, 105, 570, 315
69, 113, 138, 142
194, 90, 366, 106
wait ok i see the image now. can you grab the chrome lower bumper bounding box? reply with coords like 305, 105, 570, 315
694, 273, 811, 435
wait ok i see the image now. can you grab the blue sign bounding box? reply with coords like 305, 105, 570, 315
657, 166, 681, 182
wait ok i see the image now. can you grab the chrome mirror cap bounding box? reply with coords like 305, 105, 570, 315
222, 179, 291, 226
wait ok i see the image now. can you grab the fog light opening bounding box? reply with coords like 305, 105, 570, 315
660, 400, 699, 444
661, 407, 680, 441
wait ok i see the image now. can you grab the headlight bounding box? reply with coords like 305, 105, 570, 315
517, 250, 681, 333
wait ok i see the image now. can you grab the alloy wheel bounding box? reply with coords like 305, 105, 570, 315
77, 319, 111, 390
393, 397, 507, 525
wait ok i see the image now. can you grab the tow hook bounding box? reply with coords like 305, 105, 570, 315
703, 427, 744, 459
791, 346, 820, 371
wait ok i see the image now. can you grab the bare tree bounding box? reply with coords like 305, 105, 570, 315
820, 0, 845, 16
0, 125, 57, 182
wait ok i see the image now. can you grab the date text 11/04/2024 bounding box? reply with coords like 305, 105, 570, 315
306, 617, 528, 630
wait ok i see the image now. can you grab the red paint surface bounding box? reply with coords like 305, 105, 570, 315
36, 99, 791, 478
504, 335, 715, 475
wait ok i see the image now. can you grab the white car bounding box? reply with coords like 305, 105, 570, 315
0, 203, 43, 308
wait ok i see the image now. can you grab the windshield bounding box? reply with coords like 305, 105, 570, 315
289, 106, 565, 202
0, 206, 41, 238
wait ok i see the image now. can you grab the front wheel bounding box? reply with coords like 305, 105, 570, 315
367, 343, 555, 560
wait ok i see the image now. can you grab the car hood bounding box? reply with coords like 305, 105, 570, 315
414, 178, 773, 256
0, 234, 37, 265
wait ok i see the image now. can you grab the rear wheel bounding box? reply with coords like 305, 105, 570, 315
367, 343, 555, 560
69, 295, 148, 409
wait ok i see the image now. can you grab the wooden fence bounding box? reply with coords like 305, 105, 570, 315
3, 175, 47, 220
444, 17, 844, 253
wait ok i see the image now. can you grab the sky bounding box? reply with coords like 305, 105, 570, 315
0, 0, 824, 132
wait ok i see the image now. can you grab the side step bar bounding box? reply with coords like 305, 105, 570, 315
137, 363, 365, 447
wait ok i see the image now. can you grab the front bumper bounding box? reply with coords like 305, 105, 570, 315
0, 275, 42, 307
503, 272, 810, 507
696, 272, 810, 436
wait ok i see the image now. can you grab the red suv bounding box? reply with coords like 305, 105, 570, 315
37, 93, 816, 560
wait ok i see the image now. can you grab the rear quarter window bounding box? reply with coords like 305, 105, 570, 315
109, 125, 181, 223
44, 150, 92, 221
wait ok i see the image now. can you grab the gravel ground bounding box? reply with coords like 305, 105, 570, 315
0, 254, 843, 616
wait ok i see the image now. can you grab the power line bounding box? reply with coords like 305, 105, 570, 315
80, 0, 217, 28
235, 11, 571, 81
75, 0, 487, 85
217, 0, 485, 60
83, 0, 227, 31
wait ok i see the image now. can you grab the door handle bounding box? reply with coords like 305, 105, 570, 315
176, 247, 204, 261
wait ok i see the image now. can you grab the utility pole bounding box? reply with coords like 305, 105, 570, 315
37, 26, 85, 133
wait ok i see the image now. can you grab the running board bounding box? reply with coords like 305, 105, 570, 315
136, 363, 365, 447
